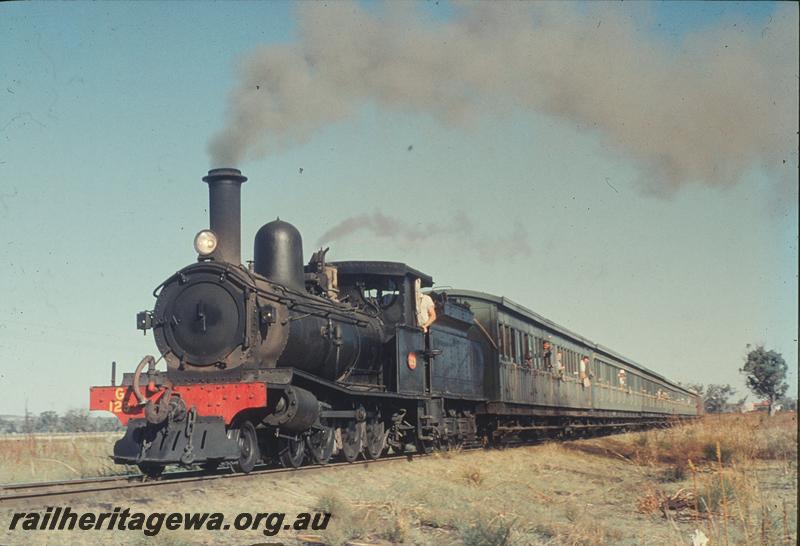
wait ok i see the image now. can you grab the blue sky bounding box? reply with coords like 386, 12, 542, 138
0, 1, 796, 414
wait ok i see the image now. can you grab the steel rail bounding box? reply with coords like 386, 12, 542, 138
0, 454, 416, 504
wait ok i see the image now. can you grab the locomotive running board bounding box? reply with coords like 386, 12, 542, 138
287, 368, 488, 403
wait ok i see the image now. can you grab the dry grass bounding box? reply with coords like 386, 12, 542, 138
564, 413, 797, 469
308, 413, 797, 546
0, 433, 131, 483
1, 414, 795, 546
567, 413, 797, 546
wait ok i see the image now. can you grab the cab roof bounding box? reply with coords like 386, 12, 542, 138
330, 261, 434, 287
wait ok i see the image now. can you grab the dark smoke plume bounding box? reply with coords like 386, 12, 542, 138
209, 3, 798, 194
316, 211, 531, 261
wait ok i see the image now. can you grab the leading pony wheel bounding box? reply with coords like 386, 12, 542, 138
233, 420, 259, 473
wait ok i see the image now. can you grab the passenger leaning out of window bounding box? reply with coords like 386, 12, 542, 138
524, 350, 533, 368
541, 341, 553, 370
580, 356, 592, 387
414, 278, 437, 333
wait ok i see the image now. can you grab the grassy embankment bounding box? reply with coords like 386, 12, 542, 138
0, 432, 131, 483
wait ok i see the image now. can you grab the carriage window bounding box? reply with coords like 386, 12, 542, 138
497, 324, 503, 355
523, 334, 530, 365
510, 328, 518, 363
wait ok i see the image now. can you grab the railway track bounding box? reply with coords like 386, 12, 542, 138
0, 454, 417, 504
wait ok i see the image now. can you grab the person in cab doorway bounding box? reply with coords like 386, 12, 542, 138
414, 278, 437, 333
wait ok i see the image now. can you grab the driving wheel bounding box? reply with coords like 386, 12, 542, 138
340, 421, 363, 462
307, 426, 335, 464
365, 419, 386, 460
278, 436, 306, 468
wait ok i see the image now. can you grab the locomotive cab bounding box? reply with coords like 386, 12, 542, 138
329, 261, 432, 393
332, 261, 433, 332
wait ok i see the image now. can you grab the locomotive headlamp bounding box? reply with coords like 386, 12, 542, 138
194, 230, 218, 256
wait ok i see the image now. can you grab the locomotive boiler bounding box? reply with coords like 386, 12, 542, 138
90, 168, 701, 477
148, 168, 384, 381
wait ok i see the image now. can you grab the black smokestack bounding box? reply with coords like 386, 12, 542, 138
202, 168, 247, 265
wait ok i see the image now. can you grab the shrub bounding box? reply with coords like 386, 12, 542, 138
459, 516, 515, 546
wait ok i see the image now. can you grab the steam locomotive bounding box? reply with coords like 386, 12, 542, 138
90, 168, 701, 476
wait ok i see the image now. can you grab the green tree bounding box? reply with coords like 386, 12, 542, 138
36, 411, 60, 433
60, 409, 93, 432
93, 417, 123, 432
0, 418, 17, 434
682, 383, 705, 396
740, 345, 789, 416
704, 384, 736, 413
776, 396, 797, 412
